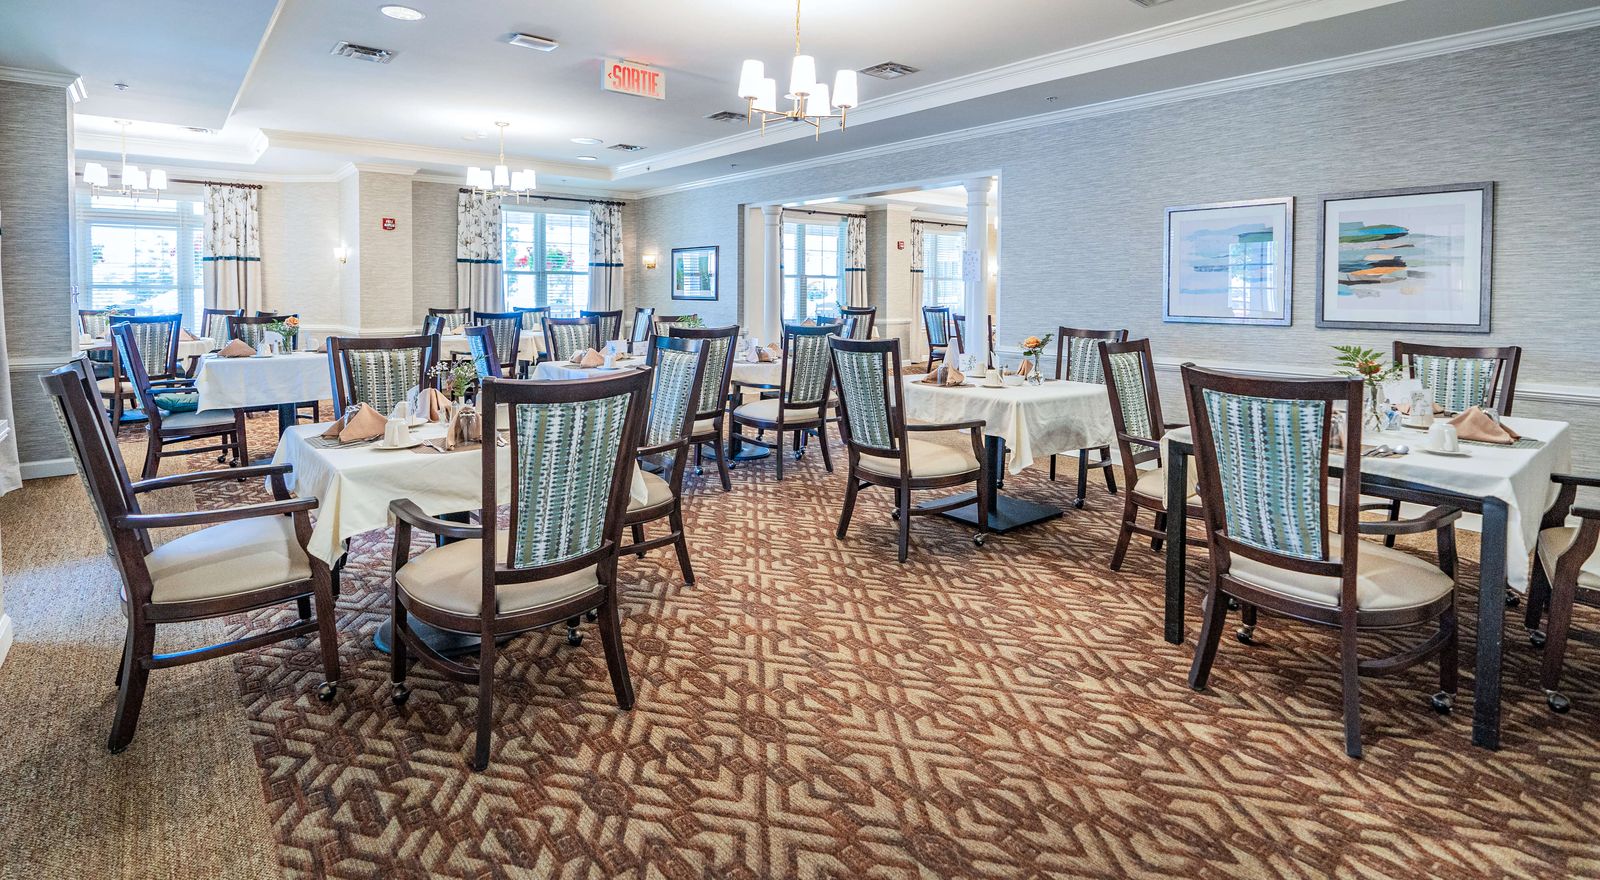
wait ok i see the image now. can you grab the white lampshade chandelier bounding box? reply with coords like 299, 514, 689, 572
737, 0, 859, 138
82, 120, 168, 196
465, 121, 537, 199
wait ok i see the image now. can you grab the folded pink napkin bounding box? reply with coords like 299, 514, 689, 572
179, 328, 199, 342
321, 403, 386, 443
570, 348, 605, 368
1397, 400, 1446, 415
218, 339, 255, 358
419, 387, 451, 422
755, 343, 781, 363
1450, 407, 1520, 444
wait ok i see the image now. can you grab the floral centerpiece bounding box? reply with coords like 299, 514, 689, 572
264, 316, 300, 353
674, 315, 705, 329
1019, 333, 1053, 385
429, 359, 478, 403
1332, 344, 1403, 429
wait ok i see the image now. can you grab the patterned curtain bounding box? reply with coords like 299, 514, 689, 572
908, 220, 928, 362
456, 191, 504, 313
202, 184, 261, 314
588, 202, 623, 312
0, 211, 20, 493
844, 214, 867, 309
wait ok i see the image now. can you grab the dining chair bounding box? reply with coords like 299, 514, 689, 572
544, 316, 602, 362
421, 314, 445, 337
922, 306, 954, 367
463, 325, 504, 379
254, 310, 279, 317
513, 306, 550, 336
79, 307, 134, 382
630, 306, 657, 345
470, 310, 523, 373
1523, 472, 1600, 713
1100, 339, 1206, 572
199, 308, 243, 349
1048, 327, 1127, 508
830, 337, 988, 562
730, 322, 839, 481
428, 307, 471, 332
581, 309, 625, 342
1394, 341, 1522, 415
113, 321, 249, 478
668, 324, 739, 492
386, 369, 651, 770
1179, 364, 1460, 758
226, 313, 321, 424
102, 313, 189, 428
654, 314, 697, 337
952, 313, 969, 359
624, 335, 710, 583
43, 357, 340, 753
326, 334, 439, 419
840, 306, 876, 340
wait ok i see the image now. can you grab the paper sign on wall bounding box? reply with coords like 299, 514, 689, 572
381, 218, 397, 231
602, 58, 666, 100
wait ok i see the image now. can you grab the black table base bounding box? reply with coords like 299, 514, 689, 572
373, 619, 487, 658
928, 435, 1062, 533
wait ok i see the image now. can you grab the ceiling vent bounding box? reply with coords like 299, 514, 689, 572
1126, 0, 1178, 6
506, 33, 559, 52
331, 41, 396, 64
705, 110, 746, 122
608, 143, 646, 152
860, 61, 919, 80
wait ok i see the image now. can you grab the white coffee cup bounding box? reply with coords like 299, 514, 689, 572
984, 368, 1002, 387
390, 400, 411, 422
603, 349, 617, 369
383, 417, 412, 447
1427, 422, 1459, 453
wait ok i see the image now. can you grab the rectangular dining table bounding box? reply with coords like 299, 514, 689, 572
1160, 415, 1572, 750
899, 375, 1115, 532
193, 350, 329, 433
438, 332, 543, 366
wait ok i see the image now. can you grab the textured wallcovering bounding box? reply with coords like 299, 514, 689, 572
628, 29, 1600, 465
355, 171, 415, 330
411, 181, 457, 323
260, 182, 341, 329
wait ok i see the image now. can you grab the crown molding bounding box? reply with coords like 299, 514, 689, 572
335, 162, 420, 181
634, 5, 1600, 198
0, 65, 80, 88
75, 130, 268, 166
261, 129, 609, 181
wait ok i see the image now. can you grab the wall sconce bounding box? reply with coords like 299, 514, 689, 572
334, 245, 349, 264
642, 253, 658, 270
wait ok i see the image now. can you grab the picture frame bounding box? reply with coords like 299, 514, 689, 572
1163, 197, 1294, 326
671, 246, 718, 301
1315, 182, 1493, 333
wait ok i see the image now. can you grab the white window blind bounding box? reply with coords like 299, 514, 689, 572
782, 220, 845, 321
76, 191, 206, 329
922, 229, 966, 311
502, 206, 591, 315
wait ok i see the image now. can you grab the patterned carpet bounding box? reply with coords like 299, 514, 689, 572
114, 414, 1600, 877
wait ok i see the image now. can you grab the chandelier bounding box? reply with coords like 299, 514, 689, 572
465, 121, 536, 198
736, 0, 859, 138
82, 120, 168, 196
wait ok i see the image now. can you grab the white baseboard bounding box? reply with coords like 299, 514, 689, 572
0, 613, 14, 672
21, 457, 76, 480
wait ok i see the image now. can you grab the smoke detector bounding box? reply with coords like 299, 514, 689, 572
705, 111, 746, 122
331, 42, 396, 63
608, 143, 646, 152
1126, 0, 1178, 6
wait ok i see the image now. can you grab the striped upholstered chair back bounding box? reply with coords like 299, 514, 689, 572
630, 307, 657, 345
581, 309, 625, 342
544, 317, 601, 362
80, 309, 134, 367
782, 322, 842, 410
428, 307, 471, 332
112, 314, 182, 381
654, 315, 697, 338
840, 307, 876, 340
642, 336, 709, 450
829, 337, 902, 456
464, 325, 504, 379
1395, 341, 1522, 415
200, 308, 242, 347
421, 314, 445, 338
1099, 338, 1168, 497
471, 310, 522, 367
228, 314, 298, 351
327, 334, 439, 419
668, 325, 737, 422
1056, 327, 1128, 385
514, 306, 549, 334
923, 306, 951, 351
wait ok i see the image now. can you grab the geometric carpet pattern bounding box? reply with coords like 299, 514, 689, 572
134, 417, 1600, 877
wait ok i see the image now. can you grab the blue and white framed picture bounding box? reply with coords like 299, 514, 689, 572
1164, 197, 1295, 326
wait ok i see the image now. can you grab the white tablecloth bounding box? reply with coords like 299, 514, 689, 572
193, 351, 329, 411
274, 421, 648, 562
81, 335, 215, 360
730, 356, 781, 387
439, 332, 543, 364
900, 376, 1115, 475
1165, 415, 1572, 589
531, 361, 647, 381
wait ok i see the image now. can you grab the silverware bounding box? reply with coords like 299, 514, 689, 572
1389, 443, 1410, 456
1363, 444, 1393, 458
421, 440, 446, 454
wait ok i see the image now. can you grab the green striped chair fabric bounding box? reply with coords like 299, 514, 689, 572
1201, 389, 1328, 561
347, 347, 425, 416
644, 345, 702, 448
832, 347, 894, 451
466, 332, 497, 379
924, 308, 950, 347
786, 330, 836, 408
515, 308, 548, 333
435, 311, 470, 332
1106, 350, 1156, 440
547, 322, 596, 362
473, 315, 521, 365
230, 320, 293, 350
201, 311, 236, 345
1064, 337, 1106, 384
692, 334, 732, 420
114, 318, 178, 381
1414, 355, 1496, 413
509, 393, 632, 569
583, 311, 622, 342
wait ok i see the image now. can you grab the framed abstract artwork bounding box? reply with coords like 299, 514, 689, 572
1315, 182, 1493, 333
1163, 197, 1294, 326
671, 246, 718, 301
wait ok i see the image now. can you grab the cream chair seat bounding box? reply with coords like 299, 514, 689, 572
159, 409, 238, 432
856, 437, 979, 480
628, 470, 673, 513
97, 377, 138, 397
146, 516, 311, 604
731, 397, 824, 425
1228, 533, 1454, 612
1538, 527, 1600, 590
396, 530, 599, 616
1132, 467, 1201, 505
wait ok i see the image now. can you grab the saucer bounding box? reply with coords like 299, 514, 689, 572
373, 437, 423, 450
1420, 446, 1470, 457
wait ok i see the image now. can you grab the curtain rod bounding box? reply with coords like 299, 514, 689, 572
170, 178, 262, 190
457, 189, 626, 207
779, 207, 861, 220
911, 218, 967, 228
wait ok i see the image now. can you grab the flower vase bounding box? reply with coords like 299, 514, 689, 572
1364, 382, 1385, 433
1026, 353, 1043, 385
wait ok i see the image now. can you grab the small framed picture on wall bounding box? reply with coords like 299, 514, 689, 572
1163, 197, 1295, 326
671, 246, 718, 301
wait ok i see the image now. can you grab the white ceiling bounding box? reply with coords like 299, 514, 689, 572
4, 0, 1598, 193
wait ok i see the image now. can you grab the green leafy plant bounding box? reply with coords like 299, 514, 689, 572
1332, 344, 1403, 387
429, 360, 478, 400
265, 316, 299, 339
674, 315, 705, 328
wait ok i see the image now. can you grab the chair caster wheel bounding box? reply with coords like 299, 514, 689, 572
390, 683, 411, 706
566, 628, 583, 647
1072, 499, 1086, 510
890, 509, 900, 520
1430, 691, 1453, 714
216, 454, 228, 464
1506, 594, 1521, 608
316, 681, 339, 702
793, 451, 805, 461
695, 466, 705, 476
1235, 626, 1255, 645
1547, 691, 1571, 713
1530, 629, 1547, 648
586, 609, 598, 622
973, 534, 986, 547
1226, 597, 1241, 611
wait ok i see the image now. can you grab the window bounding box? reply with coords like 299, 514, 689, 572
782, 220, 845, 321
502, 206, 591, 315
922, 229, 967, 311
76, 191, 206, 329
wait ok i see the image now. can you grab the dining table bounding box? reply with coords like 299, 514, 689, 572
438, 331, 543, 366
899, 374, 1116, 532
80, 334, 215, 361
1160, 415, 1573, 750
531, 358, 647, 381
192, 350, 329, 433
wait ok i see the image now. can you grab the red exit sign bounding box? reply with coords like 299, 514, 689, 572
602, 58, 665, 100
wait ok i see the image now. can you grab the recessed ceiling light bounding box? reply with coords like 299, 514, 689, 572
379, 5, 425, 21
576, 155, 597, 161
571, 137, 603, 145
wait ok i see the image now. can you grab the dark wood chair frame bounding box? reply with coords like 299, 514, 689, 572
43, 357, 340, 754
326, 334, 440, 419
630, 306, 657, 344
840, 306, 876, 340
1048, 326, 1127, 509
669, 324, 739, 492
581, 309, 626, 342
922, 306, 954, 367
462, 325, 505, 379
543, 316, 603, 362
729, 322, 839, 481
387, 370, 651, 770
1522, 472, 1600, 714
513, 307, 551, 373
421, 314, 445, 337
80, 307, 136, 406
470, 310, 525, 376
1180, 365, 1459, 758
830, 337, 989, 562
622, 336, 710, 582
428, 307, 471, 331
112, 319, 250, 478
653, 315, 698, 337
226, 313, 321, 424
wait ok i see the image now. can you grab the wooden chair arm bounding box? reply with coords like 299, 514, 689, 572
637, 437, 689, 458
1163, 421, 1188, 431
906, 420, 985, 433
1357, 504, 1462, 537
1552, 473, 1600, 489
1120, 434, 1161, 451
1573, 505, 1600, 521
132, 463, 292, 493
149, 377, 196, 388
390, 498, 483, 540
116, 497, 316, 530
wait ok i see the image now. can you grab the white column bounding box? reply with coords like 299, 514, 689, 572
760, 204, 784, 343
962, 177, 993, 368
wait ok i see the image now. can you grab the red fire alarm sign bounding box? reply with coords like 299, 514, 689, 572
381, 217, 397, 231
